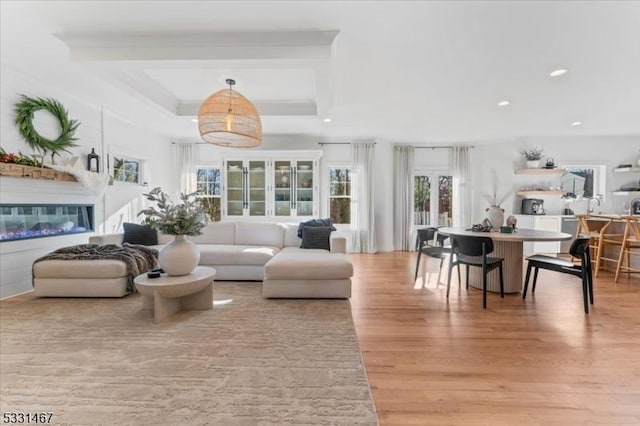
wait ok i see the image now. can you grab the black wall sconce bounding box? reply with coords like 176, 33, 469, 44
87, 148, 100, 173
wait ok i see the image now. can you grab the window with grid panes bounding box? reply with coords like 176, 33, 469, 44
414, 172, 453, 226
195, 167, 222, 221
113, 156, 141, 184
329, 167, 351, 224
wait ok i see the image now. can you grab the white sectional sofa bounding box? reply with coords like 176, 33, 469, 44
82, 221, 353, 298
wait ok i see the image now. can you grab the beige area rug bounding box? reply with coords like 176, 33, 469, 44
0, 282, 378, 426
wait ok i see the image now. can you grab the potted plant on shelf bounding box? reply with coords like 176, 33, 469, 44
138, 187, 208, 276
522, 147, 544, 168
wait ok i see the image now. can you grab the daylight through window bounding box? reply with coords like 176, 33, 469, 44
196, 167, 222, 221
329, 168, 351, 224
113, 157, 141, 183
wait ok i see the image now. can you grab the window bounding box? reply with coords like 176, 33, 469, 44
196, 167, 222, 221
113, 156, 141, 183
329, 167, 351, 224
560, 164, 606, 200
414, 172, 452, 226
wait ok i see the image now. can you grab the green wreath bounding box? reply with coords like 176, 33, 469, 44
14, 95, 79, 160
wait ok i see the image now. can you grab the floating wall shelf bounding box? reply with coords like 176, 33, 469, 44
516, 190, 565, 196
514, 168, 567, 175
613, 167, 640, 173
612, 191, 640, 196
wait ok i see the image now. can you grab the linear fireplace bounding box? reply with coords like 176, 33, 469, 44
0, 204, 94, 242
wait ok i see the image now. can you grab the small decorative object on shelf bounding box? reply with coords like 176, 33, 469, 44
87, 148, 100, 172
521, 147, 543, 168
506, 215, 517, 229
138, 187, 208, 276
544, 158, 555, 169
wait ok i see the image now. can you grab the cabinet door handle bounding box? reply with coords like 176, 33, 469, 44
293, 167, 297, 209
243, 167, 248, 209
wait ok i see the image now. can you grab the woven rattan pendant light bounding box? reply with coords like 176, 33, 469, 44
197, 79, 262, 148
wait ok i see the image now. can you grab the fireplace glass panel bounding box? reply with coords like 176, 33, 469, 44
0, 204, 94, 242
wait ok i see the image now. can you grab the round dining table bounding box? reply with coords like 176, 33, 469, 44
437, 227, 572, 294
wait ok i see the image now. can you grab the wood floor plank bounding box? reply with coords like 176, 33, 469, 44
349, 252, 640, 426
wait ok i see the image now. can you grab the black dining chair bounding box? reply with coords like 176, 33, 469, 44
446, 235, 504, 309
414, 227, 450, 283
522, 236, 593, 313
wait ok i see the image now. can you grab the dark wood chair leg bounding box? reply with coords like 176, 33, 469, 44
532, 267, 539, 293
523, 263, 532, 299
482, 268, 487, 309
582, 272, 589, 314
499, 264, 504, 298
465, 265, 469, 289
446, 259, 454, 298
414, 250, 422, 282
587, 257, 594, 305
457, 264, 461, 285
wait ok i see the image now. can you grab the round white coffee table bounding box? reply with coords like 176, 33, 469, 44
134, 266, 216, 323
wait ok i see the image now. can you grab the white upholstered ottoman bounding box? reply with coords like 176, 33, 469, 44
33, 259, 129, 297
263, 247, 353, 298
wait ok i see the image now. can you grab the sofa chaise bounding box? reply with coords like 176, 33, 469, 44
33, 221, 353, 299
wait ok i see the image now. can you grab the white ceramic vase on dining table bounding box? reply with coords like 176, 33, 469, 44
486, 205, 505, 230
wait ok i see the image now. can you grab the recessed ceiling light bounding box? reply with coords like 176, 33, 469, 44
550, 68, 569, 77
571, 121, 582, 126
191, 118, 198, 123
323, 118, 332, 123
498, 100, 510, 107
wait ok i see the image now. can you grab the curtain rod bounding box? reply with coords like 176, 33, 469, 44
414, 145, 475, 149
318, 142, 376, 145
171, 142, 210, 145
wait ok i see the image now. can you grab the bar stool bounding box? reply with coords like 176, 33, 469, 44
615, 216, 640, 282
576, 215, 623, 277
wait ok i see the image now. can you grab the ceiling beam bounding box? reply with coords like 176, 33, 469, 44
56, 31, 339, 62
177, 100, 317, 117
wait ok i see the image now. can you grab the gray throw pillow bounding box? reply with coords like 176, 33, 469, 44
300, 226, 332, 251
297, 218, 336, 238
122, 223, 158, 246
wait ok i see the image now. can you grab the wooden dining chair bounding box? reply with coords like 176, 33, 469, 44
523, 237, 593, 313
615, 216, 640, 282
446, 235, 504, 309
576, 215, 623, 277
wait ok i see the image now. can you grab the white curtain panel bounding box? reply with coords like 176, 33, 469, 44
350, 142, 377, 253
452, 145, 472, 227
393, 145, 415, 251
173, 141, 195, 196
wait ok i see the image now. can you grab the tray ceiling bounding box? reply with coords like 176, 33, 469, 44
1, 1, 639, 143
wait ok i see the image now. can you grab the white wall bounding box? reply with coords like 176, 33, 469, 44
0, 65, 172, 299
471, 136, 640, 223
185, 135, 639, 253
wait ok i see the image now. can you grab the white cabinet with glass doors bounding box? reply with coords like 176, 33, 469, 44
222, 153, 319, 219
272, 159, 317, 218
223, 160, 267, 218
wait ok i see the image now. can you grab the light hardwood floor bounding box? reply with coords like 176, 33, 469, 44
349, 252, 640, 426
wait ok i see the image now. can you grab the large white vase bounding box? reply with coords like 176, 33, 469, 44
485, 206, 505, 231
158, 235, 200, 276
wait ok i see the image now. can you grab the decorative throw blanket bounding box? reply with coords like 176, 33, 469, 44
33, 243, 159, 293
